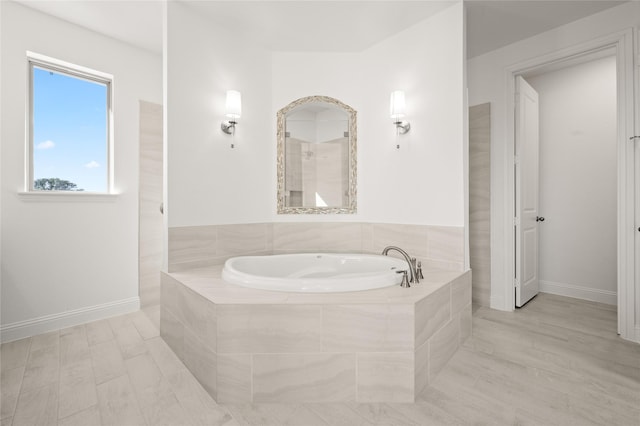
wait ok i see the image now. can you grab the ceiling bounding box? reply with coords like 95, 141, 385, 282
181, 1, 454, 52
466, 0, 626, 58
12, 0, 627, 58
13, 0, 164, 54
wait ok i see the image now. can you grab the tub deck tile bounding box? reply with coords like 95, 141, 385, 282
160, 266, 471, 403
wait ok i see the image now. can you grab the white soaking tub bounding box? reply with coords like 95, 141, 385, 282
221, 253, 409, 293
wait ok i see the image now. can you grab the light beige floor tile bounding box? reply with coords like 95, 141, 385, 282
96, 374, 145, 426
109, 317, 147, 359
357, 352, 414, 403
4, 294, 636, 426
1, 366, 24, 412
472, 366, 571, 425
12, 382, 58, 426
139, 395, 193, 426
131, 309, 160, 340
426, 348, 481, 391
57, 405, 101, 426
420, 385, 515, 425
227, 403, 330, 426
350, 402, 422, 426
90, 339, 126, 385
125, 352, 193, 426
29, 331, 59, 353
21, 344, 60, 393
25, 336, 59, 365
223, 404, 279, 426
167, 369, 237, 426
125, 352, 175, 409
145, 336, 187, 378
59, 324, 90, 366
566, 396, 637, 426
305, 403, 373, 425
85, 319, 115, 347
0, 338, 31, 372
58, 357, 97, 419
279, 404, 330, 426
387, 401, 464, 425
0, 391, 19, 421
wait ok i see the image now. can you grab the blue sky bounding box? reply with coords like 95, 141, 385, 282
32, 66, 108, 191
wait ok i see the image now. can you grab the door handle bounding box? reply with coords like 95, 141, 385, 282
536, 216, 545, 222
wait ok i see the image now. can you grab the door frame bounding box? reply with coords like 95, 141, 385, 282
501, 29, 636, 341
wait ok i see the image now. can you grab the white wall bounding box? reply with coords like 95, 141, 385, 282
167, 2, 464, 228
272, 2, 465, 226
526, 56, 617, 304
0, 2, 162, 340
467, 1, 640, 311
166, 1, 273, 227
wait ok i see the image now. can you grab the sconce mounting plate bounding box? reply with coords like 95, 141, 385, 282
221, 120, 237, 135
394, 120, 411, 134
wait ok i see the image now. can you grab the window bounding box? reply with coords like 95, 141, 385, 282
28, 53, 112, 193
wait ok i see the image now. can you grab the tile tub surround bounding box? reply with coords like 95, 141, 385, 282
160, 266, 471, 403
168, 222, 465, 272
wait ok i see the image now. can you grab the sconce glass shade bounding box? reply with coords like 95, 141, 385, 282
225, 90, 242, 119
390, 90, 406, 119
390, 90, 410, 135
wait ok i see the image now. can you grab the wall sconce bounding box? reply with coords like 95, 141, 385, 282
221, 90, 242, 136
390, 90, 410, 135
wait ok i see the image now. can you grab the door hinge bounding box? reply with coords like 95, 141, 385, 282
514, 217, 520, 227
514, 278, 520, 289
514, 155, 520, 164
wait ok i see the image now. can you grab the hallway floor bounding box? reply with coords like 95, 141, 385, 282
1, 293, 639, 425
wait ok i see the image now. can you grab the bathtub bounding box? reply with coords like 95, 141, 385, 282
221, 253, 409, 292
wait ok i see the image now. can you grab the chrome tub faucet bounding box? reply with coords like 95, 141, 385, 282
381, 246, 421, 286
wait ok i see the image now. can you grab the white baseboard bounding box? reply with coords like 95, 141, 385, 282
0, 297, 140, 343
539, 280, 616, 306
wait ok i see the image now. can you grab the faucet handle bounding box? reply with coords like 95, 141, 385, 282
417, 261, 424, 280
396, 270, 411, 288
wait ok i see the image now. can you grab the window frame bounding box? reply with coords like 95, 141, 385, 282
26, 52, 114, 194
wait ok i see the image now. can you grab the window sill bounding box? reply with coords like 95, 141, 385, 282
17, 191, 119, 202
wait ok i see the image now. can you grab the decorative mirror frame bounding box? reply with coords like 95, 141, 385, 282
277, 95, 357, 214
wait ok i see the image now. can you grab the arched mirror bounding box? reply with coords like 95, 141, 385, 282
277, 96, 357, 214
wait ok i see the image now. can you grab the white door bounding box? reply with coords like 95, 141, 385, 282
515, 76, 541, 307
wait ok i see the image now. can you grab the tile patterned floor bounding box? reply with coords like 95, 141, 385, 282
1, 293, 639, 425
